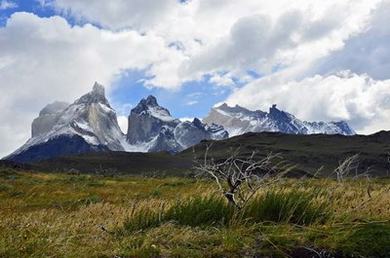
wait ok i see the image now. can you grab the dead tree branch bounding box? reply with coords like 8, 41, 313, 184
193, 144, 292, 209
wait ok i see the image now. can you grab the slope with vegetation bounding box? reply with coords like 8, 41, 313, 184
0, 166, 389, 257
30, 131, 390, 178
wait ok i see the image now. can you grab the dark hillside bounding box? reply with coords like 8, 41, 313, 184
180, 131, 390, 177
30, 131, 390, 177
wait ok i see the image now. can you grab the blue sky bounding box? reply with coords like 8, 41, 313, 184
1, 0, 390, 156
109, 70, 233, 119
0, 0, 52, 24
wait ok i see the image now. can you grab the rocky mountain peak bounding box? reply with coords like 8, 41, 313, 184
192, 118, 204, 128
268, 104, 290, 121
75, 82, 109, 106
144, 95, 158, 106
92, 82, 105, 95
218, 103, 229, 109
131, 95, 170, 116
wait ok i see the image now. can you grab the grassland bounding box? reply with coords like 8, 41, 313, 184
0, 167, 389, 258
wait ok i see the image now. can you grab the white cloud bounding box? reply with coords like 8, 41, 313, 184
186, 100, 199, 106
52, 0, 178, 31
180, 1, 379, 80
0, 12, 179, 157
226, 71, 390, 134
209, 74, 235, 87
310, 0, 390, 81
0, 0, 17, 10
49, 0, 381, 85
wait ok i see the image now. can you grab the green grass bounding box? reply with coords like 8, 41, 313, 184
243, 189, 330, 225
122, 190, 330, 233
0, 168, 389, 257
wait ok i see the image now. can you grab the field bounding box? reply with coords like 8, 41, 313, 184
0, 168, 389, 258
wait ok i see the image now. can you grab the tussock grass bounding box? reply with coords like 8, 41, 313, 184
165, 196, 233, 227
122, 190, 330, 234
243, 189, 330, 225
0, 169, 389, 257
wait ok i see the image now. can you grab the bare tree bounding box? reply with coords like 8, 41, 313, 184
193, 143, 293, 209
333, 154, 360, 183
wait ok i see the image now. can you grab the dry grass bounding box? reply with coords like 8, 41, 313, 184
0, 169, 389, 257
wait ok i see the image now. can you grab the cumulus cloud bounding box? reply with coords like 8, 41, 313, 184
0, 0, 17, 10
49, 0, 380, 84
310, 0, 390, 81
180, 1, 378, 80
51, 0, 178, 31
226, 71, 390, 134
209, 74, 235, 87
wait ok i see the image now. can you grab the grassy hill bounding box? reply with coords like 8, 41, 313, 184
182, 131, 390, 177
28, 131, 390, 177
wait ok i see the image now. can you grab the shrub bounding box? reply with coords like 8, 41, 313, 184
243, 190, 330, 225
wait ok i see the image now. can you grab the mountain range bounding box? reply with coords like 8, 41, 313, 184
5, 82, 355, 163
204, 103, 355, 136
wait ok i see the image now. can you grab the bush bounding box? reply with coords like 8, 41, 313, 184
243, 190, 330, 225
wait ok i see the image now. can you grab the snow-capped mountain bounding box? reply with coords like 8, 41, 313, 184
6, 83, 125, 163
6, 82, 356, 164
203, 103, 355, 136
126, 95, 228, 152
6, 84, 228, 163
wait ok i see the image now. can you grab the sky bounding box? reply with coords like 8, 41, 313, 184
1, 0, 390, 157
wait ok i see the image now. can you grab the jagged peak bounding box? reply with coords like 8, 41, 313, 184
192, 118, 204, 128
216, 103, 229, 109
268, 104, 295, 122
131, 95, 173, 119
269, 104, 285, 115
269, 104, 279, 112
134, 95, 159, 110
144, 95, 158, 106
92, 82, 105, 96
75, 82, 109, 106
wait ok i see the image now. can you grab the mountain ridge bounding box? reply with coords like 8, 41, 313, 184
203, 103, 355, 136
